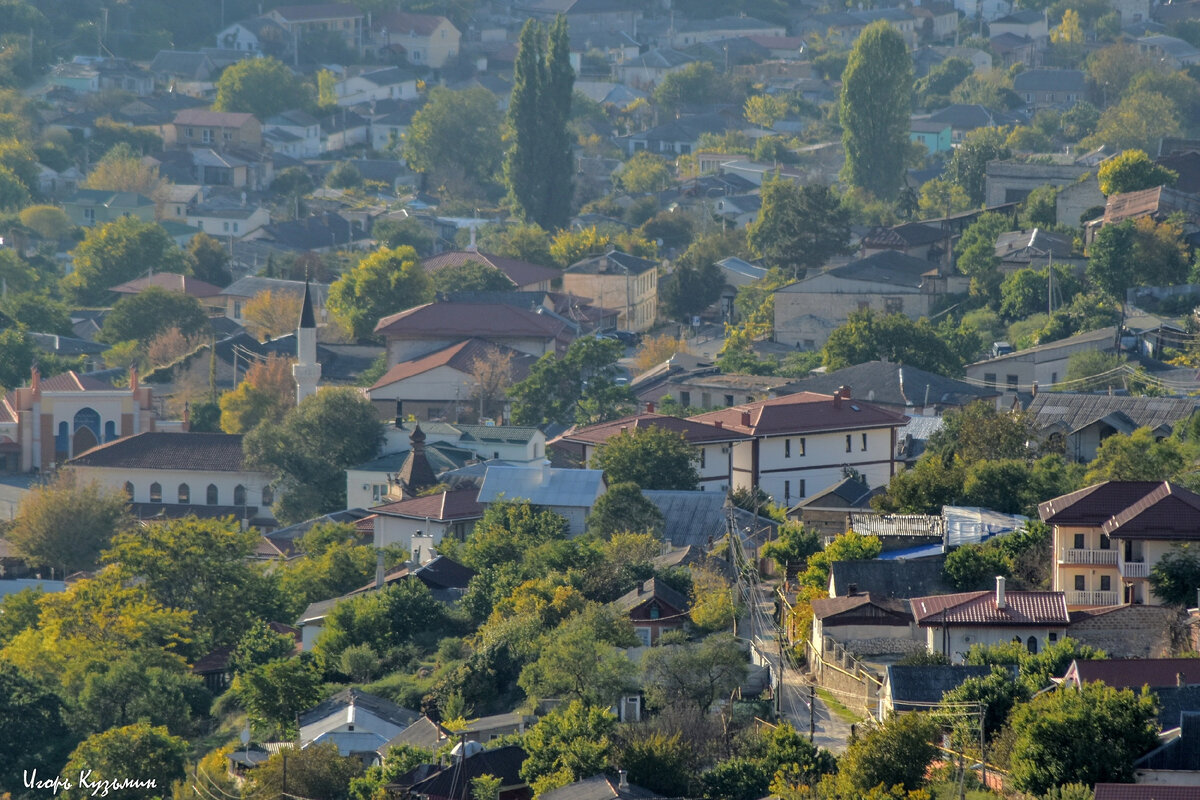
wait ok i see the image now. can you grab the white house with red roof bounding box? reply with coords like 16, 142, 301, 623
0, 367, 167, 473
421, 251, 559, 293
910, 578, 1070, 662
687, 386, 908, 506
373, 301, 572, 365
550, 410, 754, 493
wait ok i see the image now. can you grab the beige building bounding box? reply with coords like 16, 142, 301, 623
167, 109, 263, 150
372, 11, 460, 68
265, 3, 364, 51
562, 251, 658, 332
1040, 480, 1200, 607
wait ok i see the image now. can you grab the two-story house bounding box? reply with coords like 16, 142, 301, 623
549, 411, 754, 493
372, 11, 460, 68
1040, 480, 1200, 607
373, 301, 572, 365
263, 110, 322, 158
562, 250, 658, 332
266, 3, 364, 53
334, 67, 419, 106
62, 190, 156, 227
688, 387, 909, 506
167, 109, 262, 151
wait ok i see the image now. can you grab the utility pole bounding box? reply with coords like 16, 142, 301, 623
809, 684, 815, 742
979, 704, 987, 790
282, 752, 288, 796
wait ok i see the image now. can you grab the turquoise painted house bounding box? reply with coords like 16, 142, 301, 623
910, 120, 953, 155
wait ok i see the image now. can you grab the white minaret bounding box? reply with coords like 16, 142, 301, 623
293, 281, 321, 405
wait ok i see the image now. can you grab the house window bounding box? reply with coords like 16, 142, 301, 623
223, 222, 230, 232
1051, 372, 1058, 384
701, 393, 711, 408
649, 604, 660, 620
1100, 575, 1111, 591
234, 485, 246, 505
784, 480, 790, 504
202, 129, 212, 143
123, 481, 134, 499
223, 131, 232, 142
371, 484, 386, 502
1073, 533, 1085, 549
150, 482, 162, 503
178, 484, 190, 504
83, 208, 95, 223
233, 301, 243, 319
635, 627, 651, 647
1099, 534, 1111, 550
785, 439, 791, 458
1006, 374, 1019, 389
175, 206, 182, 216
803, 339, 815, 350
798, 438, 806, 456
679, 391, 690, 406
1026, 636, 1038, 654
1049, 632, 1058, 643
798, 479, 806, 498
984, 372, 997, 387
186, 127, 194, 138
861, 433, 868, 451
845, 434, 852, 453
1074, 575, 1085, 591
262, 485, 274, 506
700, 447, 706, 469
724, 394, 734, 406
207, 484, 219, 505
884, 297, 903, 314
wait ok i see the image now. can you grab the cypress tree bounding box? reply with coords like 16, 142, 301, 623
541, 15, 575, 231
839, 21, 913, 200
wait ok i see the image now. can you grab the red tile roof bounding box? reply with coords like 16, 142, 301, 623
370, 487, 483, 521
1065, 658, 1200, 689
67, 432, 247, 471
554, 412, 754, 447
910, 590, 1069, 627
110, 272, 224, 299
1100, 482, 1200, 540
375, 10, 449, 35
369, 338, 535, 390
373, 301, 567, 340
1094, 785, 1200, 800
1038, 481, 1165, 526
688, 391, 908, 435
422, 250, 559, 290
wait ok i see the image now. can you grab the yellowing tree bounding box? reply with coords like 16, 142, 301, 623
82, 143, 167, 197
690, 563, 735, 632
634, 334, 689, 372
243, 289, 304, 341
219, 354, 296, 434
1052, 9, 1083, 43
744, 94, 787, 128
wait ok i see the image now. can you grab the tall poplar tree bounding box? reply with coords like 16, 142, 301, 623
505, 16, 575, 230
839, 21, 913, 200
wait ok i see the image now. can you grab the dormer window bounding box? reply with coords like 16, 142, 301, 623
649, 604, 660, 620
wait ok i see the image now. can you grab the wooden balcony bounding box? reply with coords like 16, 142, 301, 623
1058, 547, 1117, 566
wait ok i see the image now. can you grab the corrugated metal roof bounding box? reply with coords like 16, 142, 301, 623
477, 465, 604, 508
643, 489, 776, 549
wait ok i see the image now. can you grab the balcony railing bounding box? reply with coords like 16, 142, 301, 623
1066, 590, 1120, 607
1120, 560, 1150, 579
1059, 547, 1118, 566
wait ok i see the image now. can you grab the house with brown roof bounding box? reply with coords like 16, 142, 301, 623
550, 411, 752, 493
1085, 184, 1200, 245
67, 431, 276, 526
365, 338, 537, 422
1040, 481, 1200, 607
1060, 657, 1200, 689
369, 487, 484, 554
562, 251, 658, 332
374, 301, 572, 365
910, 577, 1070, 662
688, 387, 909, 507
613, 577, 690, 646
0, 367, 166, 473
810, 593, 919, 658
371, 11, 460, 68
421, 250, 559, 293
167, 109, 262, 150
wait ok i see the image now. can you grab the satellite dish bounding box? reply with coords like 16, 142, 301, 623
240, 725, 251, 746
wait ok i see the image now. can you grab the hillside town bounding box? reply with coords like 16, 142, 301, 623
8, 0, 1200, 799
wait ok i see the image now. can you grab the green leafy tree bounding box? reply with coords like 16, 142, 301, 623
0, 328, 36, 389
430, 260, 513, 293
917, 57, 973, 108
822, 309, 962, 375
0, 662, 72, 793
1149, 543, 1200, 606
874, 453, 965, 514
800, 530, 883, 590
244, 388, 383, 523
72, 650, 206, 736
762, 521, 820, 573
2, 291, 73, 337
947, 126, 1012, 205
231, 619, 297, 675
247, 741, 363, 800
585, 481, 665, 538
955, 211, 1013, 302
1087, 91, 1182, 152
234, 656, 325, 739
840, 21, 914, 199
653, 62, 726, 114
19, 205, 74, 240
97, 287, 209, 345
505, 17, 574, 230
1084, 427, 1186, 483
455, 499, 569, 573
5, 471, 133, 574
328, 245, 434, 340
518, 610, 638, 705
213, 56, 309, 118
102, 516, 279, 648
593, 426, 700, 490
0, 163, 30, 210
1098, 148, 1178, 195
943, 541, 1012, 590
1008, 682, 1159, 794
186, 232, 232, 286
615, 151, 673, 194
63, 217, 187, 305
641, 632, 747, 715
509, 336, 633, 426
62, 723, 187, 800
690, 563, 736, 632
402, 86, 504, 190
833, 712, 938, 796
1088, 217, 1188, 300
373, 217, 433, 255
928, 401, 1037, 463
661, 257, 725, 322
747, 180, 851, 277
612, 731, 695, 799
942, 665, 1031, 739
326, 161, 362, 190
315, 579, 446, 665
520, 701, 617, 794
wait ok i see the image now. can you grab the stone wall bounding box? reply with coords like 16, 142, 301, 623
842, 637, 926, 657
1068, 605, 1182, 658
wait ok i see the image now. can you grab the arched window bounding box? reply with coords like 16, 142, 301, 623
207, 484, 219, 505
1026, 636, 1039, 655
261, 485, 274, 506
178, 484, 190, 504
104, 421, 117, 442
234, 485, 246, 506
123, 482, 134, 500
150, 482, 162, 503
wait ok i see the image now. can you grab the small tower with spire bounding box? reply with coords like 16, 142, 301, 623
293, 281, 322, 405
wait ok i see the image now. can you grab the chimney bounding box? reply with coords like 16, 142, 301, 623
636, 581, 645, 595
740, 410, 751, 427
395, 399, 404, 429
182, 401, 190, 432
847, 583, 858, 596
833, 391, 842, 409
714, 420, 722, 429
839, 385, 851, 399
646, 400, 655, 413
1031, 381, 1038, 397
995, 575, 1006, 609
467, 224, 477, 252
618, 771, 629, 791
129, 364, 139, 392
1178, 672, 1186, 688
375, 550, 385, 589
